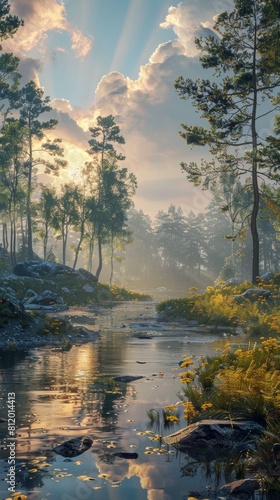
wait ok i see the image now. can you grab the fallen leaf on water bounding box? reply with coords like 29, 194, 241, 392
98, 473, 110, 480
77, 475, 96, 481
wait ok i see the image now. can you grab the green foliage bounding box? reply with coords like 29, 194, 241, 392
175, 0, 280, 284
157, 280, 280, 336
175, 337, 280, 488
2, 273, 151, 308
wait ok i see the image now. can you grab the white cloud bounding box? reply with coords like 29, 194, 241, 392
71, 29, 93, 58
10, 0, 233, 217
160, 0, 232, 56
5, 0, 92, 60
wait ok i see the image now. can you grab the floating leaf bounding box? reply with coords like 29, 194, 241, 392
77, 475, 96, 481
98, 473, 110, 480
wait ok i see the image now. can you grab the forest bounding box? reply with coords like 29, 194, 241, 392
0, 0, 280, 292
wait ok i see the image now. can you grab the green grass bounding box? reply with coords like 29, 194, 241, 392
156, 279, 280, 336
1, 273, 152, 307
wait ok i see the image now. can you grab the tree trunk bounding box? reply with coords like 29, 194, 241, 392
43, 223, 48, 260
250, 11, 260, 285
87, 236, 94, 272
109, 233, 114, 285
27, 128, 33, 260
3, 222, 8, 250
73, 223, 84, 270
95, 235, 103, 281
62, 227, 68, 265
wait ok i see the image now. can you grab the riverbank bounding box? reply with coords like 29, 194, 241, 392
157, 277, 280, 337
0, 260, 152, 350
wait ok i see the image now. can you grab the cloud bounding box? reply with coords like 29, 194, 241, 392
72, 34, 212, 216
5, 0, 92, 59
49, 99, 90, 149
18, 57, 42, 86
160, 0, 232, 56
12, 0, 230, 217
71, 29, 93, 58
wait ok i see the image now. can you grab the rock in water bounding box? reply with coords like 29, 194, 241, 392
113, 452, 138, 459
114, 375, 144, 383
220, 478, 260, 499
53, 436, 93, 458
164, 419, 264, 461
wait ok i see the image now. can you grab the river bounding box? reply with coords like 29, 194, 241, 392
0, 300, 239, 500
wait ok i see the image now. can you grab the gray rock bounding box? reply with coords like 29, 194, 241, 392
164, 419, 264, 461
53, 436, 93, 458
61, 287, 70, 293
114, 375, 144, 383
25, 304, 68, 312
77, 268, 98, 283
13, 260, 80, 278
25, 289, 37, 297
28, 290, 64, 306
224, 277, 244, 285
220, 478, 260, 499
234, 288, 271, 303
83, 284, 95, 293
259, 272, 274, 282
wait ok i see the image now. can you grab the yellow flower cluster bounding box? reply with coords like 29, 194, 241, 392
181, 401, 198, 423
201, 402, 213, 411
165, 415, 179, 423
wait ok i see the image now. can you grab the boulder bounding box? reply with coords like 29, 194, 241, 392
220, 478, 260, 499
13, 260, 79, 278
0, 290, 30, 322
164, 420, 264, 461
25, 290, 64, 306
83, 285, 95, 293
234, 288, 271, 303
224, 277, 244, 285
259, 272, 274, 282
77, 268, 98, 283
53, 436, 93, 458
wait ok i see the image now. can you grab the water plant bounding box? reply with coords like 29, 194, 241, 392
176, 337, 280, 491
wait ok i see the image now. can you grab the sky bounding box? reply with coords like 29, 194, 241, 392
5, 0, 235, 218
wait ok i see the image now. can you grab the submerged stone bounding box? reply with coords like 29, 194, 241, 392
164, 419, 264, 461
113, 452, 138, 459
53, 436, 93, 458
114, 375, 144, 383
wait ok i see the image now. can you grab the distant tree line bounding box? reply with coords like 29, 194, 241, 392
121, 192, 280, 285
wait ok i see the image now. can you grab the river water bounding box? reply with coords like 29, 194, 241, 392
0, 300, 238, 500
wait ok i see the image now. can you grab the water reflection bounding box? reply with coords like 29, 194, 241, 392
0, 301, 231, 499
